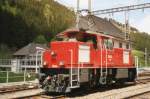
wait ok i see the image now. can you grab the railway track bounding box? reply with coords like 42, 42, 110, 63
1, 72, 150, 99
0, 83, 41, 99
0, 83, 38, 93
22, 76, 150, 99
23, 94, 66, 99
128, 91, 150, 99
65, 72, 150, 98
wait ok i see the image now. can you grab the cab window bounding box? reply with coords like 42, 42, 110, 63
104, 39, 113, 50
83, 36, 97, 49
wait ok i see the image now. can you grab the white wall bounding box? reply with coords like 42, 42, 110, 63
113, 40, 130, 49
114, 40, 119, 48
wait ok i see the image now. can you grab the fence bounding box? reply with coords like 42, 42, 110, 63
0, 71, 36, 83
0, 59, 12, 67
0, 58, 41, 72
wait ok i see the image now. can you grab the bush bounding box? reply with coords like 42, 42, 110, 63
33, 35, 47, 44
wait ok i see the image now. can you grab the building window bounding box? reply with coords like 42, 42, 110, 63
126, 44, 129, 49
119, 43, 122, 48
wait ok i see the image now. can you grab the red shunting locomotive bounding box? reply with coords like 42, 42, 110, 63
39, 30, 136, 93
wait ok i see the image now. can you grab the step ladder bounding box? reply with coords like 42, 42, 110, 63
70, 68, 80, 88
70, 49, 80, 88
100, 48, 108, 85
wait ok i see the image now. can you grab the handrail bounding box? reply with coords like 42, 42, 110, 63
70, 49, 73, 87
106, 48, 108, 76
100, 39, 103, 77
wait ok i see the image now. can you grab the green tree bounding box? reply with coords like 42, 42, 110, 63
34, 35, 47, 44
0, 0, 75, 50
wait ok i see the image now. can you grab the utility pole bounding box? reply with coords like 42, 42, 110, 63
124, 11, 130, 40
145, 48, 147, 67
76, 0, 80, 29
88, 0, 91, 14
76, 0, 92, 29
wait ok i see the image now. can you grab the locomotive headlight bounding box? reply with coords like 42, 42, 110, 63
51, 51, 56, 57
59, 61, 64, 66
43, 61, 47, 66
51, 51, 55, 55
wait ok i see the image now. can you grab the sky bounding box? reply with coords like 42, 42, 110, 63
56, 0, 150, 33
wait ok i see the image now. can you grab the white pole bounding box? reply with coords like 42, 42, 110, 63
145, 48, 147, 67
70, 49, 73, 87
88, 0, 91, 13
125, 11, 127, 40
40, 51, 43, 68
137, 56, 139, 78
135, 56, 139, 79
35, 47, 46, 73
77, 0, 79, 11
24, 70, 26, 82
35, 51, 38, 73
39, 51, 44, 73
76, 0, 80, 29
24, 57, 27, 82
106, 49, 108, 76
78, 62, 80, 82
100, 39, 103, 77
6, 71, 9, 83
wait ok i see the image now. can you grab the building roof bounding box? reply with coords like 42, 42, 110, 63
13, 43, 48, 56
81, 15, 125, 38
64, 15, 125, 39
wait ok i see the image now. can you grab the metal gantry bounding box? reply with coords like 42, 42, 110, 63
91, 3, 150, 15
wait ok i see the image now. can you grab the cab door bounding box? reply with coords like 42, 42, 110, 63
96, 35, 113, 67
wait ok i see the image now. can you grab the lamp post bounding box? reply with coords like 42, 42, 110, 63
35, 51, 39, 74
35, 47, 46, 74
145, 48, 147, 67
135, 56, 139, 79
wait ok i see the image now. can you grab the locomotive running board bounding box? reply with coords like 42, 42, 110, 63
70, 86, 80, 89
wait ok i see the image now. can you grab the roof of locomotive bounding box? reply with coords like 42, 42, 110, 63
57, 29, 131, 43
57, 28, 114, 39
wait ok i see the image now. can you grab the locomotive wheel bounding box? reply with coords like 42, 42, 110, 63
89, 77, 95, 88
99, 77, 107, 85
89, 72, 96, 88
128, 69, 136, 82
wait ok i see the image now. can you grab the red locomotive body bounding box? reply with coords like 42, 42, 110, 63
39, 30, 136, 93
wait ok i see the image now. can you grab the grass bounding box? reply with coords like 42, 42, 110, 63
0, 71, 36, 83
132, 50, 150, 67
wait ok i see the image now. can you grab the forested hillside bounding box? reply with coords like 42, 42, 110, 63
0, 0, 75, 54
131, 30, 150, 66
130, 31, 150, 52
